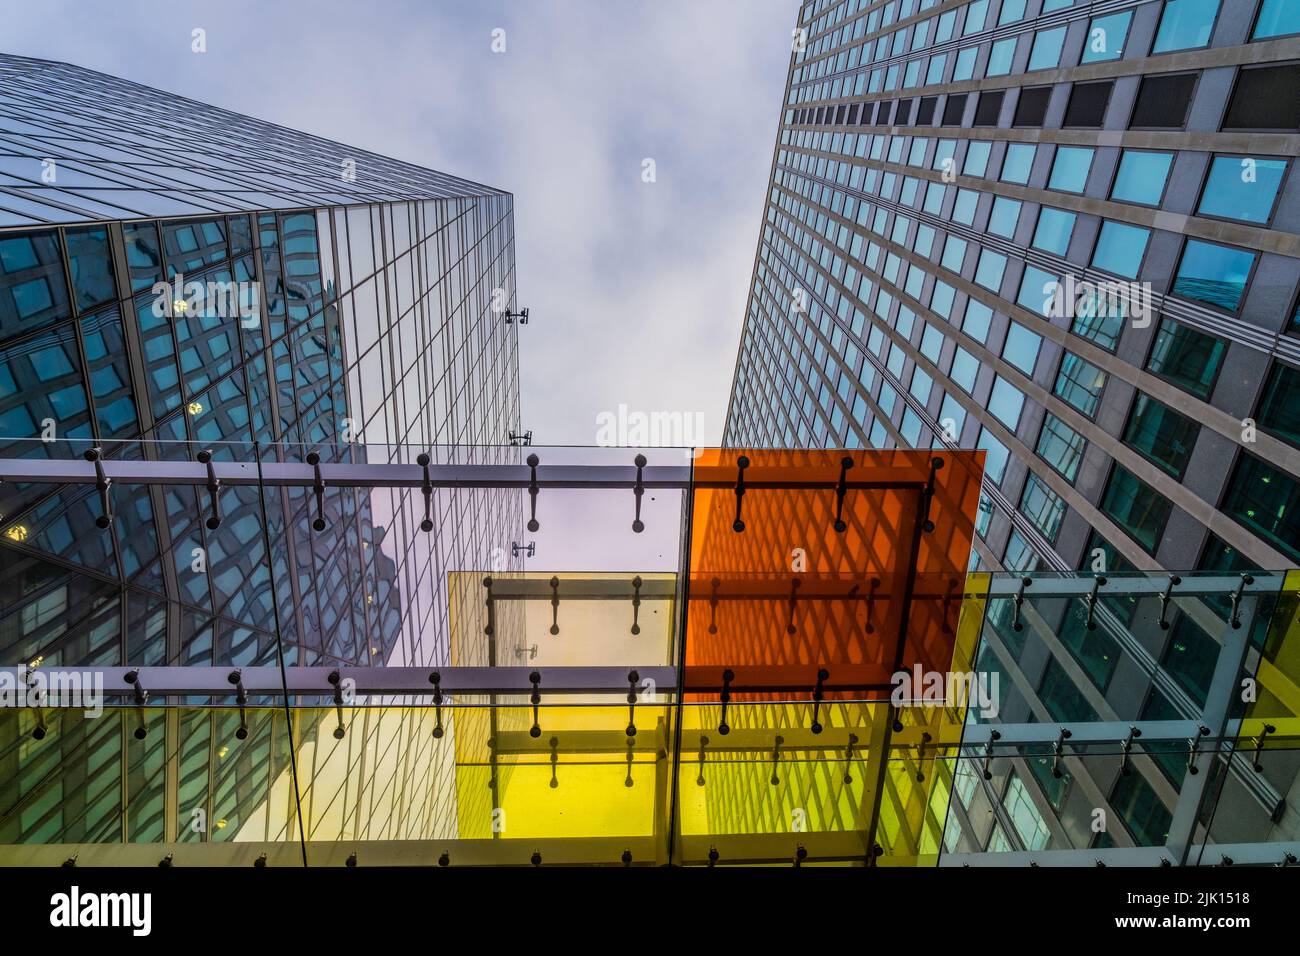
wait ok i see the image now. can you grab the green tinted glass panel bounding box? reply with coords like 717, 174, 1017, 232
1100, 464, 1171, 553
1146, 318, 1225, 399
1122, 393, 1199, 477
1257, 362, 1300, 449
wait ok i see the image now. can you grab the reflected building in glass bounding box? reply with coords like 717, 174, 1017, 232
723, 0, 1300, 860
0, 55, 521, 844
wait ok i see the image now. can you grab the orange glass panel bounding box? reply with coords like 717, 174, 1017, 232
683, 449, 984, 700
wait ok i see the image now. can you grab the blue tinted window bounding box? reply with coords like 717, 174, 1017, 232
1055, 352, 1107, 417
987, 38, 1017, 76
1033, 207, 1076, 255
963, 300, 993, 343
942, 235, 968, 272
988, 375, 1024, 429
1071, 293, 1126, 351
122, 221, 163, 293
964, 141, 992, 176
1018, 265, 1060, 317
953, 188, 979, 224
963, 0, 989, 35
1028, 26, 1066, 70
1111, 151, 1173, 204
1172, 239, 1255, 312
1001, 144, 1036, 184
1002, 323, 1042, 375
81, 309, 138, 439
920, 324, 944, 362
953, 46, 978, 80
1081, 11, 1131, 63
1153, 0, 1220, 53
1254, 0, 1300, 39
998, 0, 1026, 23
1037, 413, 1087, 481
65, 226, 115, 312
988, 196, 1021, 237
910, 366, 933, 403
1091, 221, 1150, 279
1197, 156, 1287, 223
1048, 146, 1093, 192
1, 231, 69, 340
940, 393, 966, 441
975, 249, 1007, 291
977, 428, 1010, 482
950, 347, 979, 393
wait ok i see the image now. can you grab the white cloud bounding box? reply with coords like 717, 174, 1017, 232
5, 0, 795, 445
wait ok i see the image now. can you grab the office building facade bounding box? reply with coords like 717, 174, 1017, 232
723, 0, 1300, 859
0, 55, 521, 845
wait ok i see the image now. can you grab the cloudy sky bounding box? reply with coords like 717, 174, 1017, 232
5, 0, 795, 445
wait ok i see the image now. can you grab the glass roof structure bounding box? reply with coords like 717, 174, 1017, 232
2, 442, 1297, 866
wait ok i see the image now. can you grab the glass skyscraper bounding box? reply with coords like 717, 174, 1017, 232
0, 54, 521, 846
723, 0, 1300, 860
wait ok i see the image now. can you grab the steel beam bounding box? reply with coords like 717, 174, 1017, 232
2, 665, 676, 697
0, 456, 931, 491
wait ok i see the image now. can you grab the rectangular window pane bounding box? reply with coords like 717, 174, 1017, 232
1002, 322, 1041, 375
1081, 11, 1131, 63
1257, 361, 1300, 449
1197, 155, 1287, 223
1048, 146, 1093, 192
1110, 150, 1173, 205
1153, 0, 1220, 53
988, 375, 1024, 429
987, 38, 1017, 77
1054, 352, 1107, 417
1223, 452, 1300, 563
1222, 64, 1300, 131
1063, 80, 1112, 127
1070, 291, 1125, 351
1028, 26, 1066, 70
1130, 73, 1195, 128
1254, 0, 1300, 39
1032, 207, 1076, 255
977, 427, 1009, 481
1101, 464, 1172, 553
1123, 393, 1200, 478
1018, 265, 1060, 317
1171, 238, 1254, 312
1036, 413, 1086, 482
1146, 317, 1226, 399
987, 196, 1021, 238
1000, 144, 1036, 184
1091, 221, 1149, 279
1020, 473, 1065, 541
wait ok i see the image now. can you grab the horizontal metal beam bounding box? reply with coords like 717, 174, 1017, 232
483, 577, 678, 600
962, 719, 1223, 747
0, 457, 928, 491
981, 574, 1281, 598
3, 665, 677, 697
